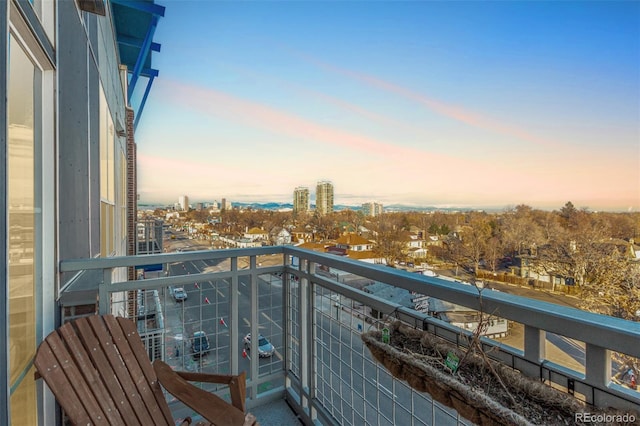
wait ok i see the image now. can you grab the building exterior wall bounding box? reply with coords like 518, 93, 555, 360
2, 1, 132, 423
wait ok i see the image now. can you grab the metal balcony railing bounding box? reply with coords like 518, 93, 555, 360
59, 246, 640, 425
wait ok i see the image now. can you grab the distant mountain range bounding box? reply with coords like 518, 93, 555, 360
232, 202, 477, 212
139, 201, 476, 213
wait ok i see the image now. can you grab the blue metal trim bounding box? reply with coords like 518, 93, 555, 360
127, 14, 158, 101
117, 34, 160, 52
111, 0, 165, 17
134, 74, 155, 130
141, 67, 159, 78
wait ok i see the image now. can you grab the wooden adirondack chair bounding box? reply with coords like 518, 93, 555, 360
34, 314, 257, 426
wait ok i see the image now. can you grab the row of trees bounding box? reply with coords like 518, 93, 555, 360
155, 202, 640, 320
379, 204, 638, 321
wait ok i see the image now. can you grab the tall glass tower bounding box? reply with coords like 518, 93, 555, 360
315, 181, 334, 215
293, 187, 310, 215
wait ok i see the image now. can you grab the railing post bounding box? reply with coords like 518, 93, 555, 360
305, 258, 317, 422
297, 256, 312, 417
230, 256, 240, 378
249, 255, 259, 394
585, 344, 610, 391
523, 325, 545, 377
99, 268, 112, 314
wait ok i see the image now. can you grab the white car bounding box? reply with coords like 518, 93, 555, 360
173, 287, 187, 301
243, 333, 275, 357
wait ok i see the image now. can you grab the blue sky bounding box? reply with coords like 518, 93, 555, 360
134, 1, 640, 211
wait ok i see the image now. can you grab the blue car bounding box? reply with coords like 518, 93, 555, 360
243, 333, 275, 357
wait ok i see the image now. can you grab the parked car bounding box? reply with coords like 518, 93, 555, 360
243, 333, 275, 357
173, 287, 187, 301
191, 331, 210, 358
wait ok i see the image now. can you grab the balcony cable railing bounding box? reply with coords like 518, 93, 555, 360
59, 246, 640, 424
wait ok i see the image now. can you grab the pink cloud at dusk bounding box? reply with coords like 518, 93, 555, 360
223, 63, 427, 133
293, 52, 568, 150
158, 79, 462, 165
143, 79, 638, 210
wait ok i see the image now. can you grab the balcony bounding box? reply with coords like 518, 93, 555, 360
59, 246, 640, 425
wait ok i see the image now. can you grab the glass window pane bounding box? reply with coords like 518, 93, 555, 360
8, 35, 37, 423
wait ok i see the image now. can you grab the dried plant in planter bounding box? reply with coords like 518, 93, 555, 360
361, 321, 639, 426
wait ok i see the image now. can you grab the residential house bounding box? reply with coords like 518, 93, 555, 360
291, 227, 314, 243
401, 231, 427, 259
331, 233, 385, 264
270, 227, 292, 245
244, 227, 269, 242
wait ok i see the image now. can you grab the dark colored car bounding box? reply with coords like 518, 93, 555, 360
191, 331, 210, 357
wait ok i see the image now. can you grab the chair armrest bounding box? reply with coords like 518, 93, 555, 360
173, 370, 247, 412
176, 371, 235, 384
153, 361, 248, 426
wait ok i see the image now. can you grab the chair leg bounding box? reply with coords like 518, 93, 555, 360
229, 371, 247, 412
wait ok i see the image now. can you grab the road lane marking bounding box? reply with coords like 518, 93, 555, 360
242, 317, 267, 330
378, 384, 396, 399
261, 312, 282, 330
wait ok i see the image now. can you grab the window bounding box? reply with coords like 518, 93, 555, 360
100, 87, 115, 256
8, 32, 38, 426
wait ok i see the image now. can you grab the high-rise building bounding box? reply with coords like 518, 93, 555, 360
315, 181, 334, 215
221, 198, 232, 211
179, 195, 189, 211
362, 201, 384, 217
293, 187, 310, 215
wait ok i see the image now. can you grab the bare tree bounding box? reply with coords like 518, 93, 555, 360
500, 205, 544, 256
485, 236, 502, 273
371, 214, 405, 266
579, 247, 640, 320
462, 214, 492, 274
443, 235, 466, 277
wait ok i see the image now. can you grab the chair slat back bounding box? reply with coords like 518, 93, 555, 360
35, 315, 174, 426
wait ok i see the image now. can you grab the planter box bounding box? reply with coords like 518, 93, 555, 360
361, 322, 636, 426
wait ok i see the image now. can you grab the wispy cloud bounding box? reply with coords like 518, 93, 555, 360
158, 79, 458, 165
222, 63, 428, 133
290, 50, 565, 150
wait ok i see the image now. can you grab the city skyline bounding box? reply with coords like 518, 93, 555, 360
135, 1, 639, 212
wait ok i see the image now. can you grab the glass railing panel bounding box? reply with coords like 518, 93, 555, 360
544, 333, 586, 376
312, 285, 464, 425
287, 275, 301, 381
611, 353, 639, 396
254, 273, 284, 392
494, 319, 524, 352
238, 256, 250, 270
